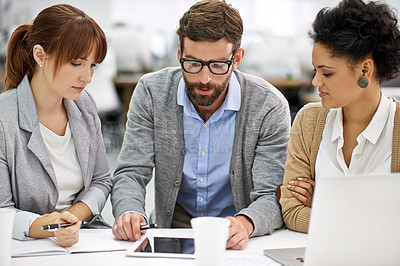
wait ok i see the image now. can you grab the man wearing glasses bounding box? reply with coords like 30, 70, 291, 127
111, 0, 291, 252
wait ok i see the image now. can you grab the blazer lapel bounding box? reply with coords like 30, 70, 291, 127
27, 127, 58, 189
64, 99, 90, 188
18, 76, 58, 188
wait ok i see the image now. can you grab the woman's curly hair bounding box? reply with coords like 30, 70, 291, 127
309, 0, 400, 82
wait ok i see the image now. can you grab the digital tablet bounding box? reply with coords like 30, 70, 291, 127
126, 228, 195, 259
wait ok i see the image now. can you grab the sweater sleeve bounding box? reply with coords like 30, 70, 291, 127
236, 84, 291, 237
111, 76, 155, 218
279, 103, 322, 233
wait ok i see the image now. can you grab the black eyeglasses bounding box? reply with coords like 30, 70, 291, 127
180, 50, 237, 75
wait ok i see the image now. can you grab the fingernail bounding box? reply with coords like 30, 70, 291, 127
292, 192, 295, 195
289, 181, 294, 184
287, 184, 292, 188
297, 177, 303, 180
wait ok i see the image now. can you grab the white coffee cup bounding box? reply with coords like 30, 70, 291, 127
190, 216, 231, 266
0, 208, 16, 266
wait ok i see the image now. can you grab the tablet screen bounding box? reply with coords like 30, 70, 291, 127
139, 237, 194, 253
126, 234, 195, 259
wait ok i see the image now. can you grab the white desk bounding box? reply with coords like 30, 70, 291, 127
11, 229, 307, 266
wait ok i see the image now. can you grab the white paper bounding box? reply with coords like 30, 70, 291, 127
12, 229, 125, 257
66, 229, 125, 253
12, 238, 67, 257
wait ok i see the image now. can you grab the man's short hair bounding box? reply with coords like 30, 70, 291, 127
176, 0, 243, 53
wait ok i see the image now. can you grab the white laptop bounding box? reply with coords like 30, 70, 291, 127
264, 173, 400, 266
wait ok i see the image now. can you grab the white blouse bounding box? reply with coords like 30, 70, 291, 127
40, 122, 84, 211
315, 93, 396, 179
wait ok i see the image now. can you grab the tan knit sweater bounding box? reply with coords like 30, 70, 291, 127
279, 100, 400, 233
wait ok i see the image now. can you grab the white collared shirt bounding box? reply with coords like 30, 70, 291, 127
315, 93, 396, 179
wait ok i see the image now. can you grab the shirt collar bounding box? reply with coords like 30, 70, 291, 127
330, 92, 390, 144
330, 108, 343, 142
177, 71, 241, 117
360, 92, 390, 144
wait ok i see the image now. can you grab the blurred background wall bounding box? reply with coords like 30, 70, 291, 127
1, 0, 399, 112
1, 0, 399, 75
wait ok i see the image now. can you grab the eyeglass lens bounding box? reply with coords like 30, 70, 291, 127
182, 61, 230, 74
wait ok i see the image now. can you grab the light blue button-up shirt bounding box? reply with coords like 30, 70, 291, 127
176, 72, 241, 219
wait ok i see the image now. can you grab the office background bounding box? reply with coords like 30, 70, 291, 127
1, 0, 400, 225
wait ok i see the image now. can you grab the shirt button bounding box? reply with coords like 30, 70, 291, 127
174, 180, 180, 187
201, 151, 205, 156
166, 210, 172, 216
355, 154, 360, 158
200, 198, 204, 203
203, 124, 207, 128
200, 178, 204, 182
181, 149, 186, 155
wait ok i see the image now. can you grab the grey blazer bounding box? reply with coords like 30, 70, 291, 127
112, 67, 291, 241
0, 76, 112, 240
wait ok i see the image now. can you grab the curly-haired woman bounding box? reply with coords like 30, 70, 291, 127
279, 0, 400, 233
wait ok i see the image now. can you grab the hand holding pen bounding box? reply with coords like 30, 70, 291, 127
112, 212, 155, 241
41, 221, 88, 231
37, 211, 82, 247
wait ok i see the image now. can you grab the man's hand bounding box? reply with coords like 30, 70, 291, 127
225, 215, 254, 250
112, 212, 147, 241
287, 177, 315, 207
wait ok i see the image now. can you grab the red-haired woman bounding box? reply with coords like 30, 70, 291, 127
0, 4, 111, 247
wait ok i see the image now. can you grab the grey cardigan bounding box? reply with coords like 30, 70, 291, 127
112, 67, 290, 237
0, 76, 112, 240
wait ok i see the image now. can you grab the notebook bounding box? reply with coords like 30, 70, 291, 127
264, 173, 400, 266
12, 229, 126, 257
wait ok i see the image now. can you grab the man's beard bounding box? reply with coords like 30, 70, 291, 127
183, 72, 231, 107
